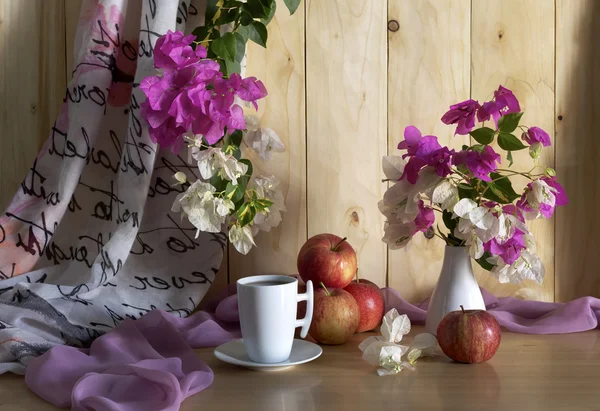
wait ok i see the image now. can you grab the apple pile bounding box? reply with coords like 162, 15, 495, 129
297, 233, 385, 345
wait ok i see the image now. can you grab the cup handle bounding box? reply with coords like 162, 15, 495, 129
295, 280, 314, 338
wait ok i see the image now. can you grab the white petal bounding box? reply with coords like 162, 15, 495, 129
382, 155, 406, 181
381, 309, 411, 343
362, 341, 398, 366
469, 207, 494, 230
173, 172, 187, 184
432, 180, 458, 211
453, 198, 478, 218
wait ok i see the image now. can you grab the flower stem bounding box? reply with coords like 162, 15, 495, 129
332, 237, 347, 251
320, 282, 330, 296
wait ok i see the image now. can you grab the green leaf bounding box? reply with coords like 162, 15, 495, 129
225, 59, 241, 76
261, 0, 277, 24
254, 198, 274, 211
498, 112, 524, 133
245, 21, 268, 47
192, 26, 212, 43
243, 0, 270, 19
283, 0, 301, 14
507, 151, 514, 167
442, 210, 458, 236
211, 32, 237, 62
233, 32, 246, 64
469, 127, 495, 145
482, 173, 520, 204
236, 202, 256, 226
226, 182, 245, 203
461, 144, 469, 151
214, 8, 239, 25
227, 130, 244, 147
498, 132, 527, 151
239, 11, 255, 26
239, 159, 253, 178
210, 173, 227, 193
206, 0, 220, 23
476, 251, 495, 271
457, 183, 477, 200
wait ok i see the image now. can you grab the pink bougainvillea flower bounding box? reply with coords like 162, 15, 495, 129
139, 31, 268, 151
542, 176, 568, 206
154, 30, 207, 70
398, 126, 454, 183
414, 200, 435, 233
486, 228, 526, 265
237, 76, 268, 109
477, 85, 521, 127
441, 99, 481, 135
516, 176, 567, 220
398, 126, 430, 157
523, 126, 551, 147
427, 146, 455, 178
453, 145, 501, 182
401, 157, 427, 184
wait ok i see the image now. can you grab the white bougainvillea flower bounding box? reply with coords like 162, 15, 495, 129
489, 249, 544, 284
432, 180, 459, 211
360, 339, 403, 365
252, 175, 287, 232
192, 148, 248, 185
381, 309, 411, 343
382, 155, 406, 181
228, 224, 256, 255
244, 114, 261, 132
243, 119, 286, 161
382, 222, 414, 249
173, 171, 187, 185
407, 333, 438, 365
378, 345, 415, 375
219, 153, 248, 185
193, 147, 222, 180
381, 168, 442, 225
172, 181, 226, 235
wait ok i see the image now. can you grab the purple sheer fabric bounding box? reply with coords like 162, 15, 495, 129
25, 287, 600, 410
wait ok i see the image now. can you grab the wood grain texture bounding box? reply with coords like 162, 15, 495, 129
2, 326, 600, 410
471, 0, 555, 302
228, 2, 306, 282
64, 0, 82, 74
0, 0, 66, 211
305, 0, 387, 287
555, 0, 600, 301
387, 0, 471, 302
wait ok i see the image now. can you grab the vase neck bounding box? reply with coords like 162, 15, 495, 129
440, 246, 473, 276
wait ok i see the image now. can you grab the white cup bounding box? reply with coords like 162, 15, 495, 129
237, 275, 314, 364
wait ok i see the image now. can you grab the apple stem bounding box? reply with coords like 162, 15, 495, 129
460, 305, 465, 313
355, 268, 360, 283
331, 237, 348, 252
320, 282, 331, 296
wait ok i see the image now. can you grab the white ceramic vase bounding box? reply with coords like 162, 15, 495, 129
425, 246, 486, 335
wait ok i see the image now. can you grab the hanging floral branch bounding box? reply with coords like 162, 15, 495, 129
140, 0, 300, 254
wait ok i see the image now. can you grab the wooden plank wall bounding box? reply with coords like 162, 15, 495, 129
1, 0, 599, 302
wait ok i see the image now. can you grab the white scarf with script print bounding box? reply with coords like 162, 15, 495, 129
0, 0, 224, 374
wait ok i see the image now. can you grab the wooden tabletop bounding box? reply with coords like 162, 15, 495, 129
1, 326, 600, 410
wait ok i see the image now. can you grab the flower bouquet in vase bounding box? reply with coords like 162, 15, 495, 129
379, 86, 567, 335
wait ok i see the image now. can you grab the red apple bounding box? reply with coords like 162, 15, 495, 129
437, 306, 501, 364
297, 234, 357, 288
309, 285, 360, 345
344, 279, 384, 332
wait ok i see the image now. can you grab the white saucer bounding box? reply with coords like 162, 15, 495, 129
214, 339, 322, 371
